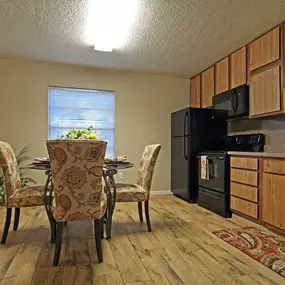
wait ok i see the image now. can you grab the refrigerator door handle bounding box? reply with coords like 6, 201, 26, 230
183, 111, 188, 136
184, 137, 188, 160
183, 111, 188, 160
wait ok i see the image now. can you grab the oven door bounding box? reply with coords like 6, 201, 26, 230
197, 154, 227, 193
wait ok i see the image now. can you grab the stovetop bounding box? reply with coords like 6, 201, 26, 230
201, 133, 265, 155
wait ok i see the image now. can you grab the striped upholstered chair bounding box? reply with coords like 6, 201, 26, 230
113, 144, 161, 232
0, 141, 47, 244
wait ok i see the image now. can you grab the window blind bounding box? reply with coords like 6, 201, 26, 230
48, 86, 115, 156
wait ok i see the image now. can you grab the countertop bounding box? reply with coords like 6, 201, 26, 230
228, 151, 285, 158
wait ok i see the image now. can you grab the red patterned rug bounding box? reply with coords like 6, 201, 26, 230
213, 227, 285, 278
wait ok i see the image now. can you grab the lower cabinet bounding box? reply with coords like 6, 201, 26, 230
262, 173, 285, 230
230, 157, 259, 219
231, 196, 258, 219
230, 156, 285, 235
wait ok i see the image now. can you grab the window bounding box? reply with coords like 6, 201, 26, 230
48, 86, 115, 156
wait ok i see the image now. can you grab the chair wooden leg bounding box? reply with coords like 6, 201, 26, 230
13, 208, 20, 231
94, 219, 103, 263
1, 208, 12, 244
145, 201, 152, 232
53, 222, 64, 266
138, 202, 143, 222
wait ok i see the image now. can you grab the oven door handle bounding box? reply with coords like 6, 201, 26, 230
197, 156, 225, 160
199, 189, 220, 199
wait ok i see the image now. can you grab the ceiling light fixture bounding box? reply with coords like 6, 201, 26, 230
86, 0, 138, 52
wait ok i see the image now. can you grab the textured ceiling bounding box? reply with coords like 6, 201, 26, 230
0, 0, 285, 77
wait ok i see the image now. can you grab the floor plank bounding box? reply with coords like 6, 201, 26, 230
0, 196, 285, 285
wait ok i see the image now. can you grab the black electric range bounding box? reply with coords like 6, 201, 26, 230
196, 134, 265, 218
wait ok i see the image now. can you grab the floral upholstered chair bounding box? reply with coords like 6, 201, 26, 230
114, 144, 161, 232
46, 140, 107, 266
0, 141, 47, 244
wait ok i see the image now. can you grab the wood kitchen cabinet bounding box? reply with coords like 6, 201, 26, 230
201, 66, 214, 108
230, 47, 247, 88
262, 173, 285, 230
249, 65, 281, 117
231, 196, 258, 219
230, 157, 259, 219
264, 159, 285, 175
215, 57, 229, 95
231, 157, 258, 170
230, 155, 285, 236
190, 75, 201, 107
190, 23, 285, 119
231, 168, 258, 186
249, 26, 280, 71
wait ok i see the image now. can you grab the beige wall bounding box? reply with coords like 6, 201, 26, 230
0, 58, 189, 190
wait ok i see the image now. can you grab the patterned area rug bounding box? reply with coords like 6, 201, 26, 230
213, 227, 285, 278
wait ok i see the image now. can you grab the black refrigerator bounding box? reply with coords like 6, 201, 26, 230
171, 107, 226, 202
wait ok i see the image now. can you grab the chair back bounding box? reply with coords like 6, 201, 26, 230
0, 141, 21, 202
137, 144, 161, 192
46, 140, 107, 222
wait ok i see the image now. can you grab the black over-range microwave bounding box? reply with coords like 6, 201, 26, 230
212, 84, 249, 119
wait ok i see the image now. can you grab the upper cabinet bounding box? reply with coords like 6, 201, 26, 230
201, 67, 214, 108
230, 47, 247, 88
249, 27, 280, 71
249, 25, 283, 118
215, 57, 229, 95
249, 66, 281, 117
190, 23, 285, 119
190, 75, 201, 108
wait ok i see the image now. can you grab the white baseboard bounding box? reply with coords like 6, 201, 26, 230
151, 190, 172, 196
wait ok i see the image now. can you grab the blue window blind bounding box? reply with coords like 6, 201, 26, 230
48, 87, 115, 156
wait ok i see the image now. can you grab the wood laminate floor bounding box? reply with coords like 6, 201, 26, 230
0, 195, 284, 285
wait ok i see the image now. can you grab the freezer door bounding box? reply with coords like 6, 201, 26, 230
171, 108, 190, 137
171, 136, 189, 200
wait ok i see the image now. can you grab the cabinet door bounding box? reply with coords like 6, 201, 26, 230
230, 47, 247, 88
201, 67, 214, 108
249, 27, 280, 71
190, 75, 201, 107
231, 168, 258, 186
215, 57, 229, 95
231, 196, 258, 218
262, 173, 285, 230
231, 157, 258, 170
249, 65, 281, 117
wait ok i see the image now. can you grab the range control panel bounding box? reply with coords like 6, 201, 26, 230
225, 134, 265, 152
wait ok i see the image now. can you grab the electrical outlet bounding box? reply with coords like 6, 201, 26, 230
119, 171, 124, 181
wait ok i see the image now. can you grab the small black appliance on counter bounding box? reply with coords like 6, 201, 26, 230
197, 133, 265, 218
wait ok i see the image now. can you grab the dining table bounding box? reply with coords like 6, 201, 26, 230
29, 160, 134, 241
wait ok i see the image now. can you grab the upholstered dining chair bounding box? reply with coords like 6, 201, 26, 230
113, 144, 161, 232
46, 140, 108, 266
0, 141, 48, 244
